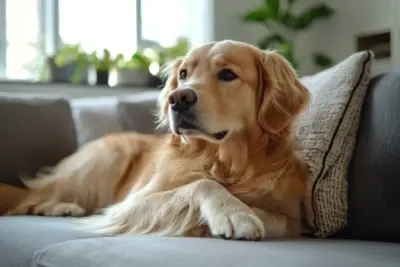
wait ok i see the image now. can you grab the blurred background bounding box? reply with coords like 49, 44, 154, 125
0, 0, 397, 88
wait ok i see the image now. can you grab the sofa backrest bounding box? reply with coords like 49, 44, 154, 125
0, 90, 161, 187
341, 71, 400, 242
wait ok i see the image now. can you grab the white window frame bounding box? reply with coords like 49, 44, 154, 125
38, 0, 60, 56
0, 0, 6, 77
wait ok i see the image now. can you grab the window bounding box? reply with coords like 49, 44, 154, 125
5, 0, 42, 80
0, 0, 191, 81
59, 0, 137, 56
140, 0, 189, 47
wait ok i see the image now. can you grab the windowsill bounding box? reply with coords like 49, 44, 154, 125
0, 80, 161, 99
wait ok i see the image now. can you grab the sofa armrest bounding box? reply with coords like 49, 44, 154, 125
344, 70, 400, 242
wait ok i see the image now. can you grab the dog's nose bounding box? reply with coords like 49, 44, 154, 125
168, 88, 198, 112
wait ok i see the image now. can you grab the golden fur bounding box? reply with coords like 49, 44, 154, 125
0, 40, 310, 240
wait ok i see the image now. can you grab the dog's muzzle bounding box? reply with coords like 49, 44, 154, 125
168, 88, 201, 134
168, 88, 228, 140
168, 88, 198, 113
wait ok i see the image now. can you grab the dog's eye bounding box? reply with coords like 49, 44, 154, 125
179, 69, 187, 80
217, 68, 238, 82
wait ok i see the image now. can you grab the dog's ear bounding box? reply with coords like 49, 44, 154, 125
256, 51, 310, 136
156, 58, 183, 128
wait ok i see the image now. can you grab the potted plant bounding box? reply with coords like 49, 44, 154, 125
114, 51, 152, 87
52, 43, 90, 84
88, 49, 123, 86
242, 0, 335, 70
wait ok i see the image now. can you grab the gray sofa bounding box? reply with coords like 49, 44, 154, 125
1, 71, 400, 267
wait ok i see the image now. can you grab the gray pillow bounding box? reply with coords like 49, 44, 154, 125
117, 91, 162, 134
0, 94, 77, 186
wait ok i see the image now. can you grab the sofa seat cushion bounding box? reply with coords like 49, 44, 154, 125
0, 216, 99, 267
32, 236, 400, 267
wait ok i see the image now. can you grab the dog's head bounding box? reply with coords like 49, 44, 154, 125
157, 40, 309, 144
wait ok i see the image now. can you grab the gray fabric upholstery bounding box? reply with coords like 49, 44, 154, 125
0, 94, 77, 187
32, 237, 400, 267
1, 216, 399, 267
344, 71, 400, 242
117, 90, 162, 133
69, 91, 161, 147
0, 216, 99, 267
71, 97, 124, 146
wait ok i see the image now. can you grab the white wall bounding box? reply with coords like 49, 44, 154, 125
212, 0, 266, 45
297, 0, 400, 75
199, 0, 325, 75
211, 0, 317, 45
207, 0, 400, 76
186, 0, 266, 46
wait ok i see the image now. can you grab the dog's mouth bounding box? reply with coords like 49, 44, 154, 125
171, 112, 229, 141
212, 131, 229, 140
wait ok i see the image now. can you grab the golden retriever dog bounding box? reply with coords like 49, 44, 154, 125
0, 40, 310, 240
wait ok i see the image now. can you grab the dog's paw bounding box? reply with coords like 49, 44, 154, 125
33, 202, 86, 217
207, 210, 265, 241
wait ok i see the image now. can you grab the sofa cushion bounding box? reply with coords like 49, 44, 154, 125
117, 90, 161, 134
0, 94, 77, 187
342, 71, 400, 242
71, 91, 160, 146
32, 236, 400, 267
71, 97, 124, 146
296, 51, 374, 237
0, 216, 99, 267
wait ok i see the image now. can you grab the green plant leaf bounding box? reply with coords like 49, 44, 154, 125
131, 53, 151, 69
278, 42, 298, 69
265, 0, 280, 18
242, 7, 273, 22
72, 54, 88, 84
257, 34, 287, 49
294, 4, 334, 29
54, 43, 86, 67
313, 52, 333, 69
278, 11, 298, 29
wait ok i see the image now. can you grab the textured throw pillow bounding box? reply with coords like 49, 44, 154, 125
296, 51, 374, 237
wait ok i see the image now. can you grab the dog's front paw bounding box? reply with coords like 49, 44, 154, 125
33, 202, 86, 217
207, 209, 265, 241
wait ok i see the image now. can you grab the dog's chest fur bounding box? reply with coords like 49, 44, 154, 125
151, 136, 280, 204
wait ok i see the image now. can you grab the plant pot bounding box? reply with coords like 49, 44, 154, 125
96, 70, 109, 85
115, 68, 152, 87
47, 57, 89, 84
148, 74, 164, 88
